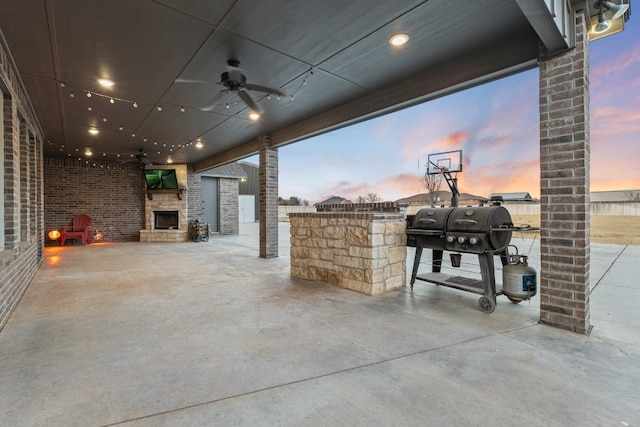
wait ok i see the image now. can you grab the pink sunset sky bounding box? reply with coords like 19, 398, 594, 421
258, 19, 640, 204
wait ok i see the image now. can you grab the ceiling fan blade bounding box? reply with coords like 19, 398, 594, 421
175, 78, 218, 85
237, 90, 263, 114
245, 83, 286, 97
141, 157, 154, 166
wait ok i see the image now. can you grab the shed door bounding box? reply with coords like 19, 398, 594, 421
201, 177, 219, 232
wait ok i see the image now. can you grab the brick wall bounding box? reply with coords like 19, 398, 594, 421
219, 177, 239, 235
187, 164, 203, 222
44, 158, 146, 242
538, 10, 591, 334
44, 159, 205, 243
1, 33, 45, 332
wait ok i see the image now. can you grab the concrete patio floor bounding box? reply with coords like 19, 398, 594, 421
1, 223, 638, 426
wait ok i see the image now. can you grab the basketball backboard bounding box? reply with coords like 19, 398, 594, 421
427, 150, 463, 174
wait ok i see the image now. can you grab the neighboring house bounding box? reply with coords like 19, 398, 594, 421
315, 196, 352, 206
489, 192, 537, 203
396, 191, 488, 207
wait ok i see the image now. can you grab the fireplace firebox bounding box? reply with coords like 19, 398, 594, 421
154, 211, 179, 230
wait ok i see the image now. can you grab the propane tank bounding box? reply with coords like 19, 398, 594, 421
502, 254, 537, 302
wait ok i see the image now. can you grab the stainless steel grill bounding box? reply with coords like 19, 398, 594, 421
407, 205, 520, 313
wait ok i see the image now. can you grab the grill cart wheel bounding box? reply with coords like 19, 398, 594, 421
478, 296, 496, 313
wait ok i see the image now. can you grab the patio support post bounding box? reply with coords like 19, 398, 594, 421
259, 135, 278, 258
538, 10, 591, 334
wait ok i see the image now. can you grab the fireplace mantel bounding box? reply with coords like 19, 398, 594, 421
145, 189, 184, 200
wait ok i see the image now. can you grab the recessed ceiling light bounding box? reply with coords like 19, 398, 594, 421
389, 33, 409, 46
88, 128, 99, 135
97, 78, 115, 88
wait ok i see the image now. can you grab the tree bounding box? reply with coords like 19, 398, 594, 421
288, 196, 301, 206
358, 193, 382, 203
420, 169, 445, 207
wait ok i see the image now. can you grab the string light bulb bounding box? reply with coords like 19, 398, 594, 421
133, 102, 138, 108
86, 92, 92, 98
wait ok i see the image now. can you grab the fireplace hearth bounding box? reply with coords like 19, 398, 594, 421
154, 211, 179, 230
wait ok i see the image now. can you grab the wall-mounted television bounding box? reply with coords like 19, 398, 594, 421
144, 169, 179, 189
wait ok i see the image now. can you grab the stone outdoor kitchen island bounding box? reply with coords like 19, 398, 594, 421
289, 203, 407, 295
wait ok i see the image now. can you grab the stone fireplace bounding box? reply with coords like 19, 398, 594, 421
139, 165, 188, 242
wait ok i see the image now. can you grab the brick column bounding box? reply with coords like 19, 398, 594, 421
259, 135, 278, 258
538, 10, 591, 334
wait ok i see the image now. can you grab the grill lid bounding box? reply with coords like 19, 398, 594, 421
412, 207, 455, 230
447, 206, 513, 249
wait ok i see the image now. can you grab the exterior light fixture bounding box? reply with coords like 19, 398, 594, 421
88, 128, 99, 135
389, 33, 409, 46
593, 9, 612, 33
598, 0, 629, 19
48, 229, 61, 240
97, 78, 115, 88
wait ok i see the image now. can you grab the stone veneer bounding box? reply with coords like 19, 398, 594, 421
289, 203, 406, 296
139, 164, 188, 242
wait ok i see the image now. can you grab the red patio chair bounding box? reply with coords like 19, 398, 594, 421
60, 214, 92, 245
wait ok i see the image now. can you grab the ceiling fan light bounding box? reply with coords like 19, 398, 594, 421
249, 112, 260, 120
195, 140, 203, 148
88, 128, 99, 135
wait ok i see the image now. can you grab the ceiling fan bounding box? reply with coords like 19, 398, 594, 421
121, 149, 154, 167
179, 59, 287, 115
220, 59, 286, 115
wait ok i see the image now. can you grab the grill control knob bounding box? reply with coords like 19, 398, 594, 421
457, 236, 466, 244
469, 237, 478, 245
446, 235, 455, 243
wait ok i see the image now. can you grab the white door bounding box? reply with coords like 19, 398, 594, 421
239, 195, 255, 222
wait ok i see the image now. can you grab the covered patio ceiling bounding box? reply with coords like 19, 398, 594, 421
0, 0, 605, 171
